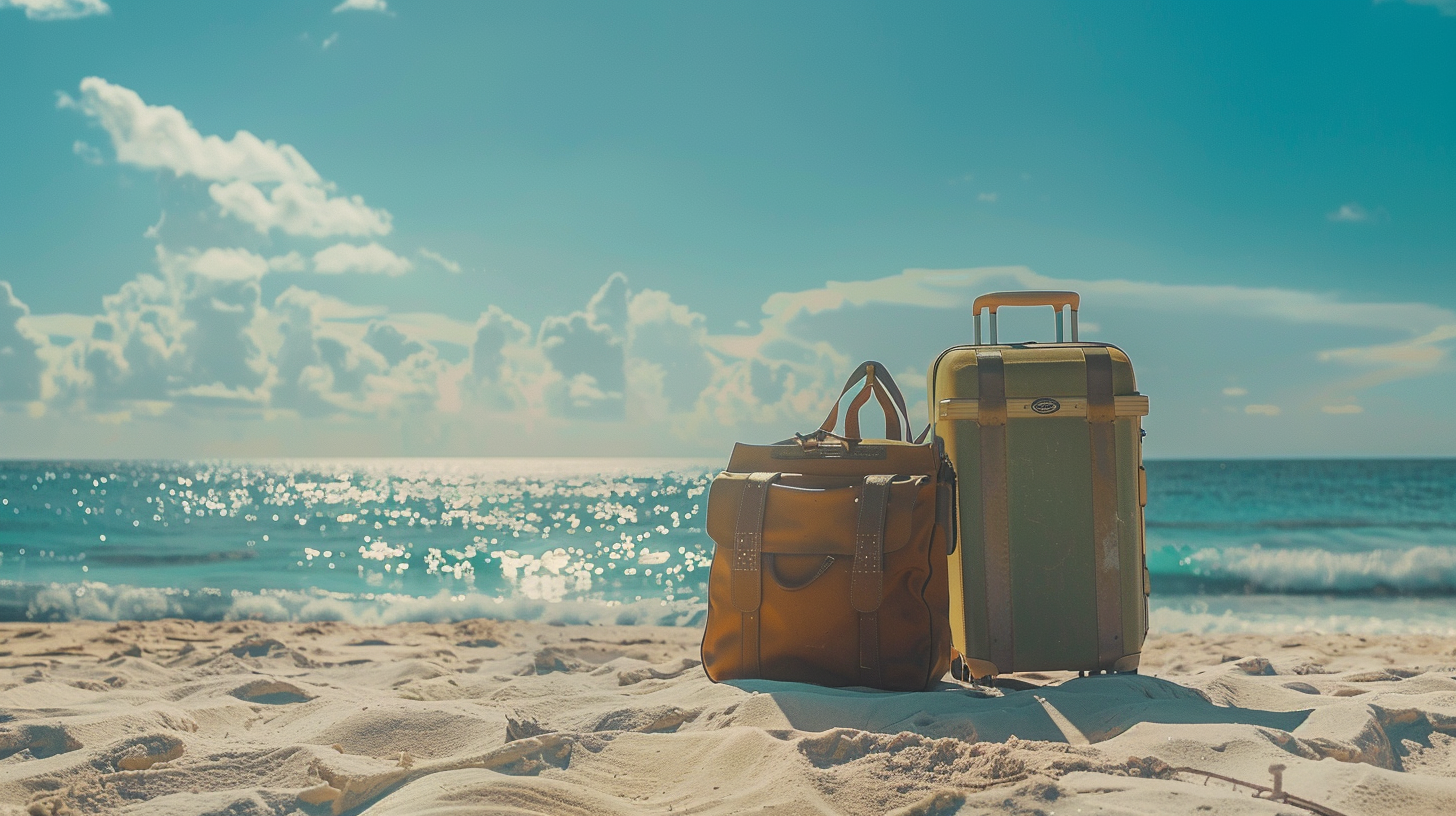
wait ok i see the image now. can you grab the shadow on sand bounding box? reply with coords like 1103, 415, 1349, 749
726, 673, 1309, 744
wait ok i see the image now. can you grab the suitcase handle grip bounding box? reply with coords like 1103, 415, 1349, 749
972, 290, 1080, 344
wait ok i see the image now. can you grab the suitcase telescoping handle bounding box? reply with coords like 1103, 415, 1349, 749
972, 290, 1080, 344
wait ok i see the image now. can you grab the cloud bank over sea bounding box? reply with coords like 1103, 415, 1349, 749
2, 77, 1454, 458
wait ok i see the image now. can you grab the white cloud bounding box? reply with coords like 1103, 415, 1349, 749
157, 246, 269, 282
1328, 202, 1369, 223
272, 287, 385, 322
71, 139, 102, 165
8, 263, 1456, 457
268, 252, 307, 273
75, 250, 272, 405
334, 0, 388, 11
538, 275, 629, 419
364, 323, 425, 366
1318, 324, 1456, 370
150, 247, 307, 280
313, 243, 413, 276
322, 33, 340, 50
735, 266, 1456, 441
1380, 0, 1456, 16
388, 311, 475, 347
67, 255, 407, 414
1, 0, 108, 20
18, 313, 94, 341
271, 288, 384, 416
62, 77, 321, 185
174, 280, 269, 394
64, 78, 393, 240
81, 274, 183, 403
776, 266, 1454, 333
143, 211, 165, 239
471, 306, 531, 381
0, 281, 47, 402
978, 192, 998, 203
209, 180, 391, 238
419, 249, 462, 273
627, 288, 716, 417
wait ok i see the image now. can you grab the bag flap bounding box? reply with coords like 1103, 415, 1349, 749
706, 472, 932, 556
726, 440, 939, 478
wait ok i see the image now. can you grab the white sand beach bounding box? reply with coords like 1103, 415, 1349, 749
3, 619, 1454, 815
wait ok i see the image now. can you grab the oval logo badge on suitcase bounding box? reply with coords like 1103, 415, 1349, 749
1031, 397, 1061, 415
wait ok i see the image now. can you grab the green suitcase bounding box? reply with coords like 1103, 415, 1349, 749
928, 291, 1150, 679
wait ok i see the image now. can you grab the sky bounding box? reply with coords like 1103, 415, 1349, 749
0, 0, 1453, 459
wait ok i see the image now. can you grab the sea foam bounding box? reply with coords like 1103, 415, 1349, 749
1158, 544, 1456, 594
4, 580, 706, 628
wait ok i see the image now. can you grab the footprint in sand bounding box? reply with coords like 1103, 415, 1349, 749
526, 648, 588, 675
616, 657, 702, 686
797, 729, 888, 767
506, 714, 549, 741
0, 724, 82, 760
230, 679, 316, 705
109, 733, 185, 771
229, 636, 288, 658
1344, 669, 1416, 683
1233, 656, 1275, 675
593, 705, 697, 733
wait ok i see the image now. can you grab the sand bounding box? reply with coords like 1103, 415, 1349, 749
2, 620, 1454, 815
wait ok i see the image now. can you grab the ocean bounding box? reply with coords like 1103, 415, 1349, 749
2, 458, 1454, 634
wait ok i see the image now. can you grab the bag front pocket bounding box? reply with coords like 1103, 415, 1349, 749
706, 473, 931, 567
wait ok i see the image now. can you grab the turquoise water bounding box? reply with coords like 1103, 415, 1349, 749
2, 458, 1455, 633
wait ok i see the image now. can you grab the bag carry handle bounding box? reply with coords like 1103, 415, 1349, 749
815, 361, 912, 444
972, 290, 1080, 344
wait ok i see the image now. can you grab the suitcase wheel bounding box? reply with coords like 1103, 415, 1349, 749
950, 655, 968, 682
950, 655, 998, 686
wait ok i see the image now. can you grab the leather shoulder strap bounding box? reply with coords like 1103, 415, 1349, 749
730, 472, 778, 612
850, 474, 893, 613
854, 474, 894, 688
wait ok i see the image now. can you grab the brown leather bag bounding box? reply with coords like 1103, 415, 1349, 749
700, 361, 955, 691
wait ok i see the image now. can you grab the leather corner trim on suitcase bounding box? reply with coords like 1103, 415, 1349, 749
976, 350, 1014, 675
1085, 349, 1125, 671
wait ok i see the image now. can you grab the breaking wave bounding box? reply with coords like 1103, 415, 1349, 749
9, 581, 1454, 638
1150, 594, 1456, 636
0, 580, 706, 628
1150, 545, 1456, 595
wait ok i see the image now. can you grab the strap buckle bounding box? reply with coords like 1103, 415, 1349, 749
793, 429, 858, 451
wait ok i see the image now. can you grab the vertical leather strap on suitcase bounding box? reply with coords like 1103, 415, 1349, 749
1085, 349, 1124, 671
976, 351, 1014, 675
732, 472, 778, 676
853, 474, 893, 687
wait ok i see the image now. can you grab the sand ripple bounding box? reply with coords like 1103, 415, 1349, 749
2, 622, 1454, 814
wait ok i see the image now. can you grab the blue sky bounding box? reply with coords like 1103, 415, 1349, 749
0, 0, 1453, 458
